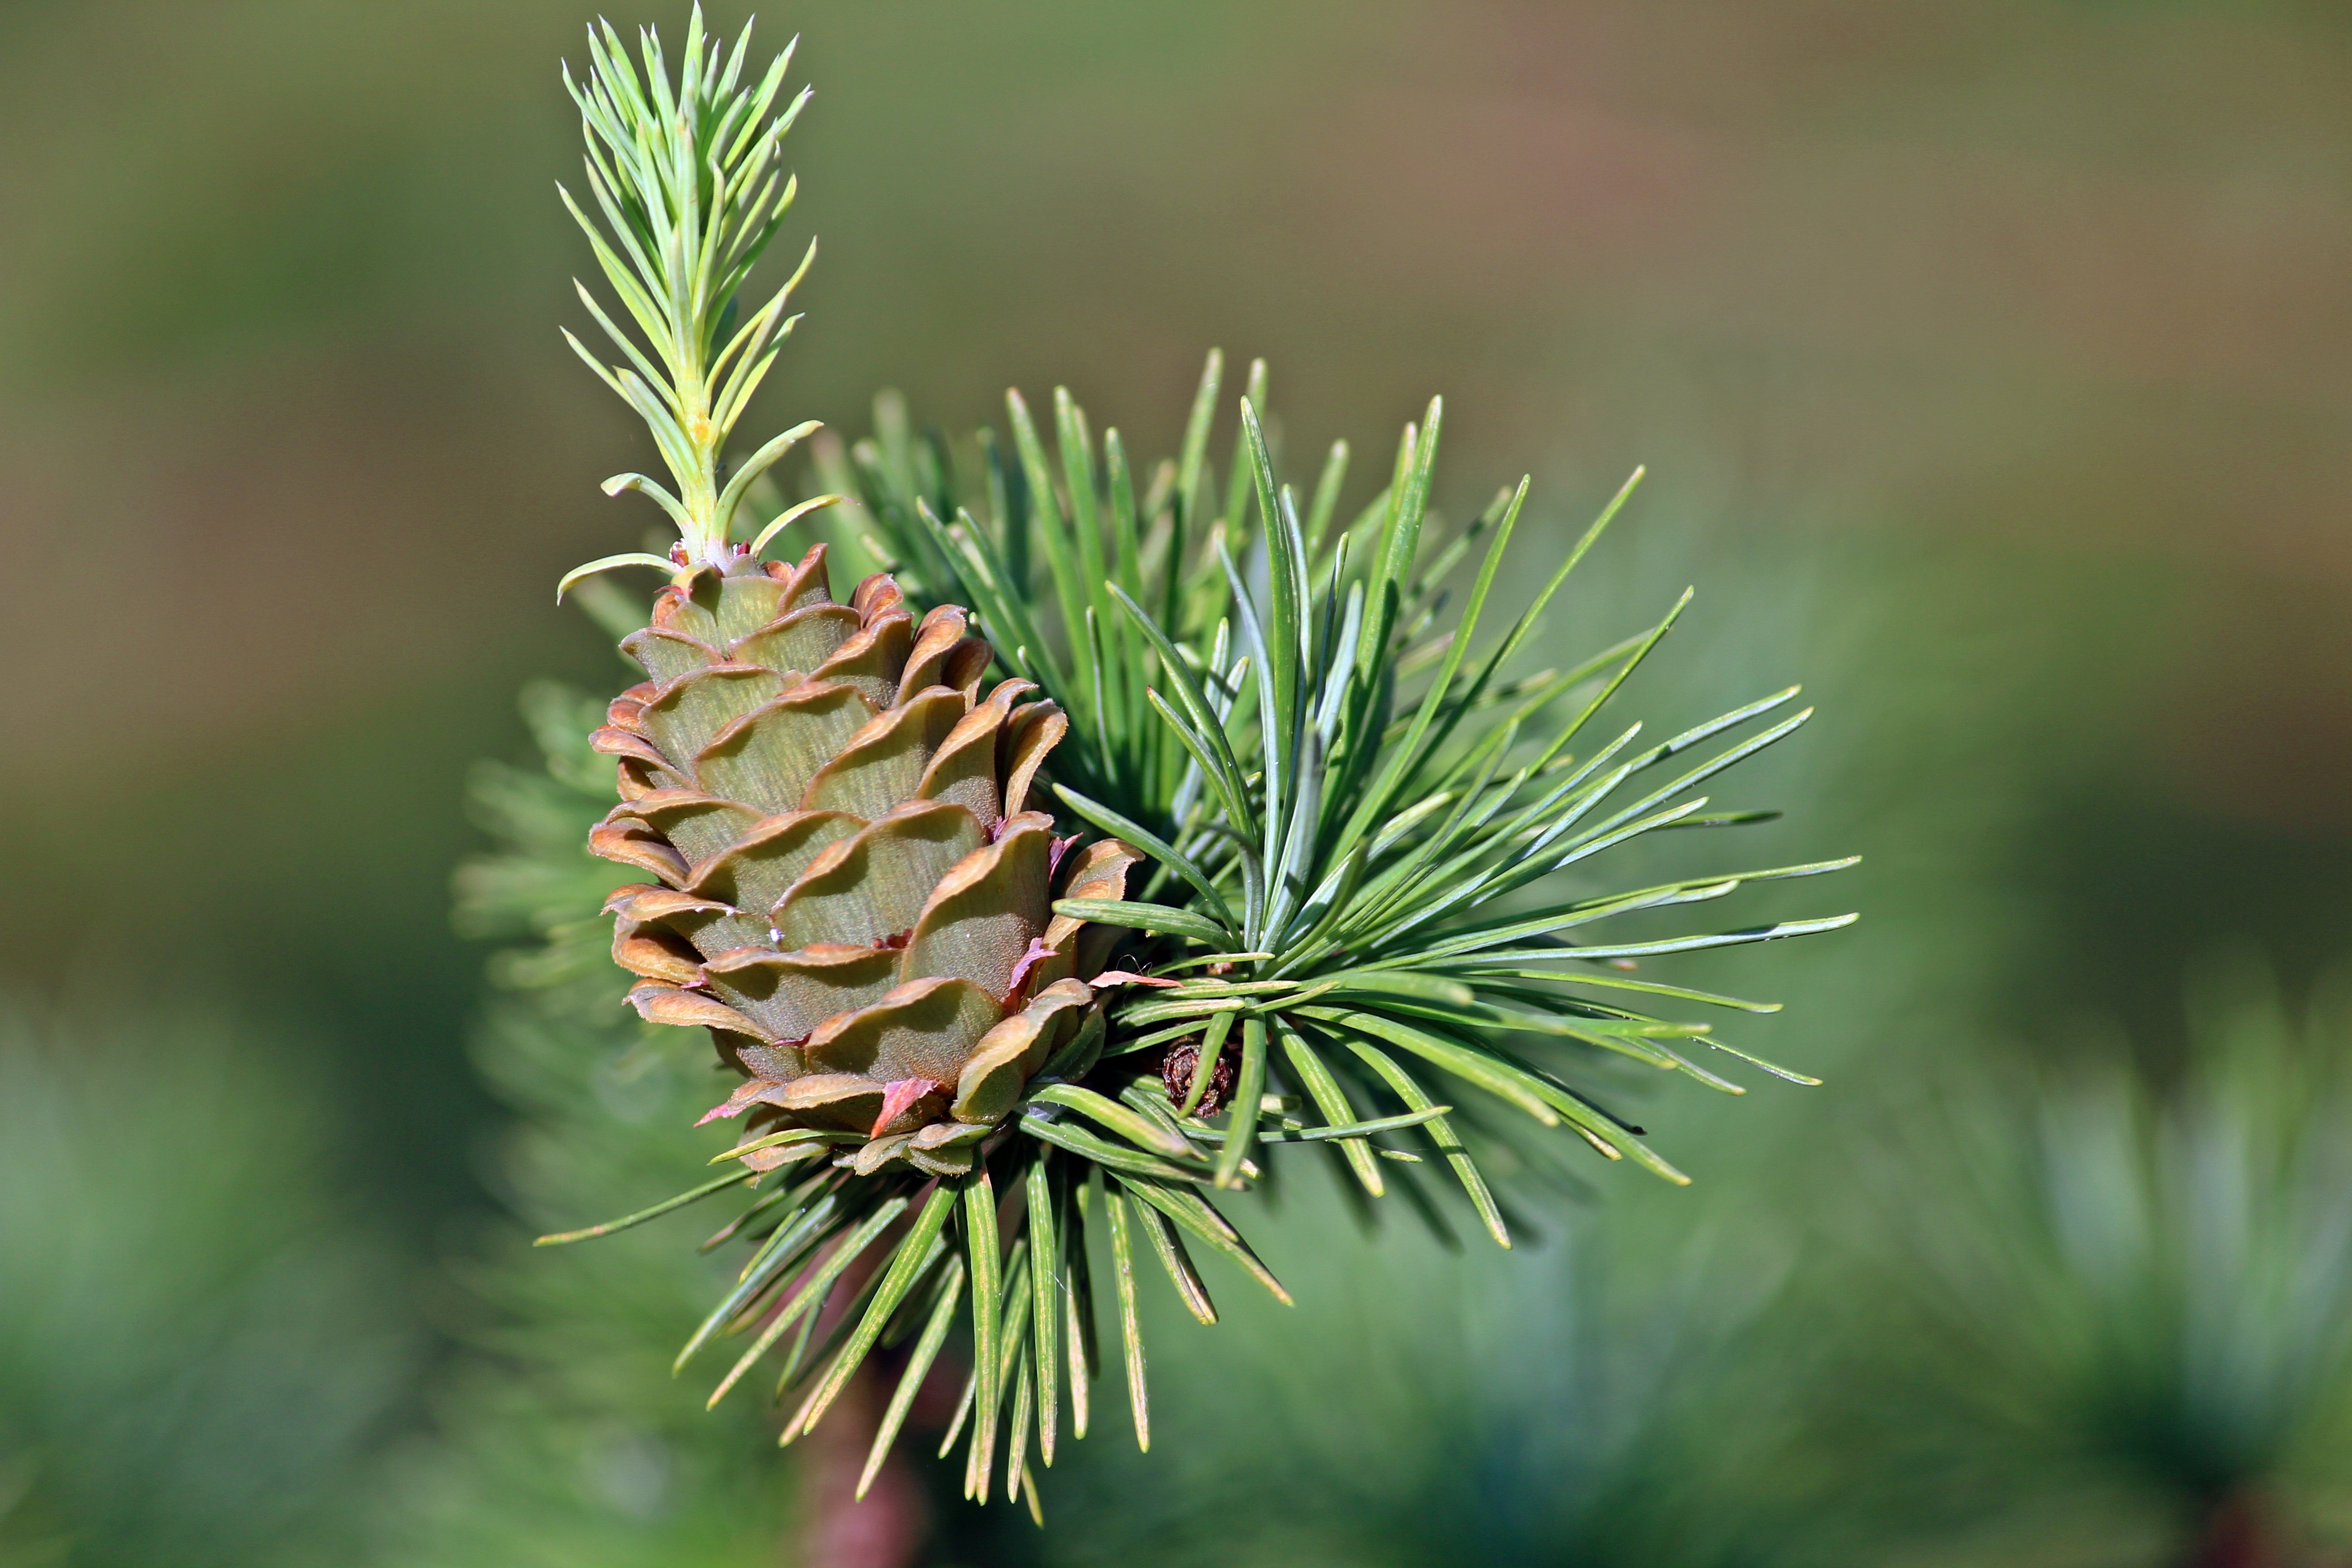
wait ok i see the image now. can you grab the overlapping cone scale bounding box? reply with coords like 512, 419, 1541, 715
589, 544, 1140, 1176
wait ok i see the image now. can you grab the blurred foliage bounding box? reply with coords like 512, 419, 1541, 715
372, 683, 813, 1564
987, 1172, 1814, 1568
1800, 958, 2352, 1566
0, 993, 412, 1567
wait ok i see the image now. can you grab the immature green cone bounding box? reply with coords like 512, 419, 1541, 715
590, 543, 1140, 1177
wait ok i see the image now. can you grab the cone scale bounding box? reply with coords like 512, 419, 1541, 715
590, 544, 1138, 1177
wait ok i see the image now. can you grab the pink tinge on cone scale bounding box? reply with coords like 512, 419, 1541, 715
588, 544, 1140, 1178
869, 1078, 940, 1139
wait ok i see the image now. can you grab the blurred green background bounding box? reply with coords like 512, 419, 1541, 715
6, 1, 2352, 1563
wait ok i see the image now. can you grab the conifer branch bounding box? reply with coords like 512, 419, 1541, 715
506, 9, 1859, 1518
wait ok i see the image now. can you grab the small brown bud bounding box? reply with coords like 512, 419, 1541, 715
1161, 1036, 1236, 1118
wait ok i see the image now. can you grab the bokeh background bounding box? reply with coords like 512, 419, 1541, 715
6, 1, 2352, 1563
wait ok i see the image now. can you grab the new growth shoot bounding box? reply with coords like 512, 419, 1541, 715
555, 7, 839, 598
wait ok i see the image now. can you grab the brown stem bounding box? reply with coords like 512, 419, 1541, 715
791, 1366, 926, 1568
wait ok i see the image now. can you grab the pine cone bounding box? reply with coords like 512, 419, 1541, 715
590, 544, 1138, 1178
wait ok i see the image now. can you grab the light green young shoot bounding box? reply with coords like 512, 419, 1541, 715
554, 6, 838, 598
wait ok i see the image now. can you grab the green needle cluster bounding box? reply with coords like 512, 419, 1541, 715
813, 362, 1857, 1212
